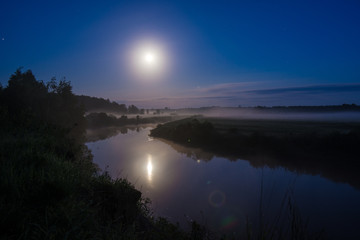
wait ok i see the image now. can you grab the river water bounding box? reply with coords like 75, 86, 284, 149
86, 126, 360, 239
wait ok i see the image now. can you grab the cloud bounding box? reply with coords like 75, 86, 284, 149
195, 82, 260, 95
246, 84, 360, 95
118, 83, 360, 108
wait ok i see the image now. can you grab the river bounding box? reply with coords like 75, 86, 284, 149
86, 126, 360, 239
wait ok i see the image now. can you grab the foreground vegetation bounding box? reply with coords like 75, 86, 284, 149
0, 69, 209, 239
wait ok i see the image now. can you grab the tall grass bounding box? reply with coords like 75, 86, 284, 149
243, 171, 325, 240
0, 124, 216, 239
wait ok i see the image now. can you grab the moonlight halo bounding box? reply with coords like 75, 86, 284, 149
127, 38, 169, 82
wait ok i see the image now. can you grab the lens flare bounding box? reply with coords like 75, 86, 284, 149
221, 216, 239, 230
208, 190, 226, 208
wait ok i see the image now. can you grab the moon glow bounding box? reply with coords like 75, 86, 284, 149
140, 49, 159, 69
144, 52, 156, 64
127, 39, 168, 81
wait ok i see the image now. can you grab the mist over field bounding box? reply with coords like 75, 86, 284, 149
168, 107, 360, 122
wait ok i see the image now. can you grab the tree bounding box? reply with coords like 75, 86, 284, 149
76, 95, 128, 113
3, 69, 86, 140
4, 69, 48, 123
128, 105, 140, 114
46, 77, 86, 140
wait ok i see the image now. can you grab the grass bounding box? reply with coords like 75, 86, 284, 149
0, 122, 220, 239
150, 117, 360, 190
150, 117, 360, 156
201, 117, 360, 137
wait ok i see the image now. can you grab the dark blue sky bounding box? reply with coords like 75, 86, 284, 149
1, 0, 360, 107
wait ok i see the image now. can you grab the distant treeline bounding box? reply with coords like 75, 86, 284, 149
176, 104, 360, 114
253, 104, 360, 112
86, 112, 174, 129
77, 95, 360, 116
77, 95, 143, 114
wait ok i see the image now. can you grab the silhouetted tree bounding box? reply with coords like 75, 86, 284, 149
2, 69, 86, 141
3, 69, 48, 123
128, 105, 140, 114
77, 95, 128, 113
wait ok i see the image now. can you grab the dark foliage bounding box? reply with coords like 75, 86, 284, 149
1, 69, 86, 142
86, 112, 173, 128
128, 104, 140, 114
151, 118, 216, 146
77, 95, 128, 113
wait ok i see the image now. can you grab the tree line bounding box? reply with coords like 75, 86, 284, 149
77, 95, 143, 114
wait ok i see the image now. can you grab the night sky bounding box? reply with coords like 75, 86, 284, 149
1, 0, 360, 108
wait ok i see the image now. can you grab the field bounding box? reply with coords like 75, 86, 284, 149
150, 116, 360, 189
201, 117, 360, 136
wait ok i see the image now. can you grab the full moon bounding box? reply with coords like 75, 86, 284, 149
135, 46, 163, 71
127, 39, 169, 81
144, 52, 156, 64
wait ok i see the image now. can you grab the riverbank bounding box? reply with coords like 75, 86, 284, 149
150, 117, 360, 189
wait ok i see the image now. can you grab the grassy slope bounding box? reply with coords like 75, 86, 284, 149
206, 117, 360, 136
150, 117, 360, 189
1, 124, 213, 239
